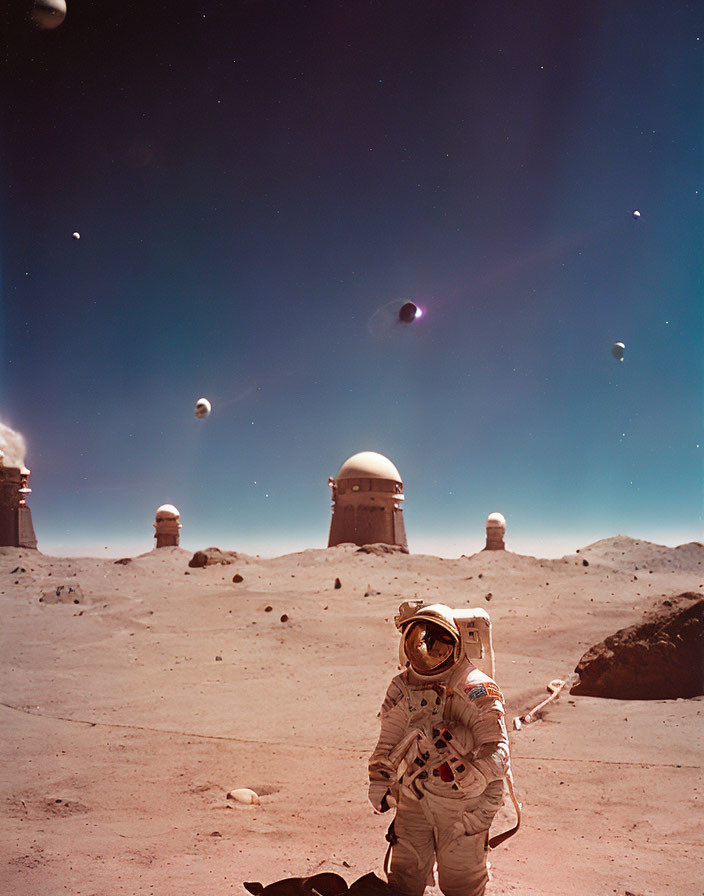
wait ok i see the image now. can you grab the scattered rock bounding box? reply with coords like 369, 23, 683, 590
211, 831, 222, 837
233, 574, 244, 583
280, 614, 289, 623
364, 585, 381, 597
215, 655, 222, 662
11, 566, 26, 574
264, 605, 273, 613
571, 593, 704, 699
582, 559, 589, 566
39, 585, 83, 605
227, 788, 260, 805
334, 577, 342, 589
485, 593, 493, 601
114, 557, 132, 565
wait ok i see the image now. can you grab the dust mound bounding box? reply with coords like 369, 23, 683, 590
571, 593, 704, 699
188, 547, 240, 568
577, 535, 704, 572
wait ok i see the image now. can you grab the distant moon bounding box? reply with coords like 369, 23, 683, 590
72, 231, 80, 240
30, 0, 67, 29
611, 342, 625, 362
194, 398, 211, 419
632, 210, 641, 218
398, 301, 419, 324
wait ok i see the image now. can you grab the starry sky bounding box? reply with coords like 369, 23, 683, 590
1, 1, 702, 557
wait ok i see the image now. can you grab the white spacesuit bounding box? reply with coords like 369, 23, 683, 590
368, 602, 511, 896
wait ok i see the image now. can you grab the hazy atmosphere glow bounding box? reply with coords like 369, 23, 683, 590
2, 1, 702, 558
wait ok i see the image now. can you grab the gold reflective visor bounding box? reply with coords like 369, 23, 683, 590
403, 620, 458, 674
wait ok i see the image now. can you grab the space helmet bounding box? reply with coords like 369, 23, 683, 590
396, 603, 462, 677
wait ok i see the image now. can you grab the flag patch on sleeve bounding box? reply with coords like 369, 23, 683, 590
465, 682, 504, 704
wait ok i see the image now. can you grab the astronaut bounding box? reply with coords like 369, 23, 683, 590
368, 602, 511, 896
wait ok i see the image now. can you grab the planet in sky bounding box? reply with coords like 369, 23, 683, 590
30, 0, 66, 30
194, 398, 211, 419
398, 301, 420, 324
72, 231, 80, 240
612, 342, 626, 362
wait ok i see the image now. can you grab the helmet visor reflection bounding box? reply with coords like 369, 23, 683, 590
404, 620, 457, 674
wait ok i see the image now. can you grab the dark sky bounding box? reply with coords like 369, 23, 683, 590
2, 1, 702, 556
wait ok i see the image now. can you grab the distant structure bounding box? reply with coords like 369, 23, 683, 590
327, 451, 407, 549
0, 463, 37, 549
154, 504, 181, 548
484, 512, 506, 551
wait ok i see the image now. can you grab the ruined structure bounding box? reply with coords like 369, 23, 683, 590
483, 512, 506, 551
327, 451, 407, 549
0, 464, 37, 549
154, 504, 181, 548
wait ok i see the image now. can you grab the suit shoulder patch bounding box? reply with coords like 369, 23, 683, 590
464, 680, 504, 705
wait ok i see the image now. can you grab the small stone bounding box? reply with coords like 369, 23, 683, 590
233, 574, 244, 583
264, 605, 273, 612
582, 559, 589, 567
211, 831, 222, 837
215, 655, 222, 662
227, 788, 260, 805
280, 614, 288, 623
485, 593, 492, 601
334, 577, 342, 589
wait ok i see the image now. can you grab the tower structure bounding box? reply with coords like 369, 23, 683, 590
484, 512, 506, 551
327, 451, 407, 549
154, 504, 181, 548
0, 464, 38, 549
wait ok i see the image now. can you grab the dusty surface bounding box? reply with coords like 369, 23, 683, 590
0, 535, 702, 896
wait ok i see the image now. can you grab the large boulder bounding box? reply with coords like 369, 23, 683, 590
188, 547, 239, 568
571, 593, 704, 700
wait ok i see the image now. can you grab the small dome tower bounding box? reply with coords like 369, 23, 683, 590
484, 512, 506, 551
154, 504, 182, 548
327, 451, 407, 549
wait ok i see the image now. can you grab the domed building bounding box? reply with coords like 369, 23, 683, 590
483, 512, 506, 551
327, 451, 407, 549
154, 504, 182, 548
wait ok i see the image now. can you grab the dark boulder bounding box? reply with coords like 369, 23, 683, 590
243, 872, 348, 896
571, 593, 704, 700
243, 873, 404, 896
188, 547, 239, 568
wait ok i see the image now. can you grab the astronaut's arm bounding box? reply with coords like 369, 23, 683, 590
368, 679, 410, 810
451, 695, 510, 797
